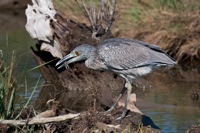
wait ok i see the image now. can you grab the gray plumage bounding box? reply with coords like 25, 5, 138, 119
56, 38, 176, 119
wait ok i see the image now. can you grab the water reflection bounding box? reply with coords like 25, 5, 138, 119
142, 106, 200, 133
136, 69, 200, 132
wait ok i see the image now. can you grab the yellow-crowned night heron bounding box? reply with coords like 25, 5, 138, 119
56, 38, 176, 119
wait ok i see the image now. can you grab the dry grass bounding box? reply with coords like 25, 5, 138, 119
112, 0, 200, 67
133, 11, 200, 67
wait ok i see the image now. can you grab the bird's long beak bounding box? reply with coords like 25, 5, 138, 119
56, 53, 77, 69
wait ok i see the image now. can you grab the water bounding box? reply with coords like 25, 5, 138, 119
0, 10, 42, 102
136, 70, 200, 132
0, 10, 200, 133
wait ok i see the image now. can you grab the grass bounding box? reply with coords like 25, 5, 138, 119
155, 0, 184, 11
53, 0, 85, 21
0, 49, 45, 132
53, 0, 200, 24
129, 8, 142, 22
120, 123, 158, 133
0, 51, 16, 119
0, 50, 42, 120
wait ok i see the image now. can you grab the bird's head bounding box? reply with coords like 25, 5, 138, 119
56, 44, 95, 69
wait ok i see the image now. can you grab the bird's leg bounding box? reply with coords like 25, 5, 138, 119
116, 81, 132, 121
105, 82, 127, 114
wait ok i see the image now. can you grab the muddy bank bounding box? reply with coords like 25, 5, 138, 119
130, 12, 200, 68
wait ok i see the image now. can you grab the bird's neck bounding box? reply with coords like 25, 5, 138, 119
84, 46, 99, 69
85, 45, 96, 59
85, 46, 108, 70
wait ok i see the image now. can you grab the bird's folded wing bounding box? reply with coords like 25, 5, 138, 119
97, 41, 150, 70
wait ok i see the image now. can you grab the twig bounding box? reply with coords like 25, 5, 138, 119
82, 0, 95, 30
89, 0, 96, 25
80, 0, 117, 39
105, 0, 117, 32
81, 127, 88, 133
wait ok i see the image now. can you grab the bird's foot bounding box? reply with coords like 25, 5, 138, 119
116, 109, 129, 122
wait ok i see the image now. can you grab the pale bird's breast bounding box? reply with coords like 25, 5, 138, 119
133, 66, 152, 76
112, 66, 152, 78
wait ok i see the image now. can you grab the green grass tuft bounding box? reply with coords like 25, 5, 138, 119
0, 50, 41, 120
129, 8, 142, 22
0, 51, 16, 119
155, 0, 184, 11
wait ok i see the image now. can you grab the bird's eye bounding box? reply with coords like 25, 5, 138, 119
75, 51, 80, 56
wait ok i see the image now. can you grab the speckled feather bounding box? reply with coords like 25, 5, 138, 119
96, 38, 175, 71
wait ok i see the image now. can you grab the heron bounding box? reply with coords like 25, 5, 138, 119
56, 38, 176, 119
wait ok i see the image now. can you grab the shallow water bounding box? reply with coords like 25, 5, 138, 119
0, 10, 200, 133
136, 74, 200, 132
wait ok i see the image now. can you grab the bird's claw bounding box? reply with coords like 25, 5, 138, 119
116, 116, 123, 122
56, 61, 70, 69
115, 109, 128, 122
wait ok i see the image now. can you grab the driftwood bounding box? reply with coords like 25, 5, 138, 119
0, 113, 79, 126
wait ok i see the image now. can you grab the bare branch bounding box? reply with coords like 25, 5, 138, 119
0, 113, 80, 126
80, 0, 117, 39
89, 0, 96, 26
105, 0, 116, 32
82, 0, 95, 30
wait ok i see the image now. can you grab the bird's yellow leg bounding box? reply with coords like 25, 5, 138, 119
105, 82, 127, 114
116, 82, 132, 121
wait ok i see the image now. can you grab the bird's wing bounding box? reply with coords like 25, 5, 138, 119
97, 39, 150, 70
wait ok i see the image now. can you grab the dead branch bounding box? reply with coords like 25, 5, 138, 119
105, 0, 116, 32
117, 93, 143, 115
95, 122, 121, 132
80, 0, 117, 39
82, 0, 95, 30
25, 0, 62, 59
0, 113, 79, 126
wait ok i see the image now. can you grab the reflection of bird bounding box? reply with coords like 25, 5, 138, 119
56, 38, 176, 119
